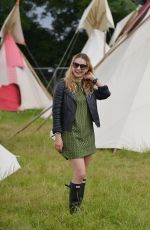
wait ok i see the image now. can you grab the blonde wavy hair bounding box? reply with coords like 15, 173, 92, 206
64, 53, 94, 94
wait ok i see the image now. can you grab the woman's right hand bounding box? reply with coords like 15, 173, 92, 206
54, 133, 63, 153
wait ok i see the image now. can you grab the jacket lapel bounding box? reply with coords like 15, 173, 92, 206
64, 88, 76, 102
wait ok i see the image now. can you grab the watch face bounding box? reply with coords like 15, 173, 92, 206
92, 78, 98, 84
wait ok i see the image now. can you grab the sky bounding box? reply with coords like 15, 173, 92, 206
28, 5, 53, 29
35, 6, 53, 29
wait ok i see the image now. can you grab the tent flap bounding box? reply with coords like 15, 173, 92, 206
78, 0, 114, 35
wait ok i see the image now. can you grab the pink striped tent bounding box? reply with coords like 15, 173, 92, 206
0, 1, 51, 111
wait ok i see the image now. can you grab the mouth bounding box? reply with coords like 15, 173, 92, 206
74, 70, 82, 74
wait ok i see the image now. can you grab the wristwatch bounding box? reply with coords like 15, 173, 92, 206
92, 78, 98, 84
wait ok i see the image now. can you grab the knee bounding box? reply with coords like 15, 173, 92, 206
76, 171, 86, 182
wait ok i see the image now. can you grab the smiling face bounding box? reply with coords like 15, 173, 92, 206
72, 57, 88, 80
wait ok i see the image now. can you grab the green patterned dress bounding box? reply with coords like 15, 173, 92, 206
62, 82, 96, 159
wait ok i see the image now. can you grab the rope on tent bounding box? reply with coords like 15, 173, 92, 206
19, 5, 49, 87
7, 105, 53, 140
25, 44, 49, 86
35, 112, 52, 131
61, 31, 80, 68
46, 31, 80, 92
51, 31, 80, 88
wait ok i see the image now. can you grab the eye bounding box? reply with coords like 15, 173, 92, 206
80, 64, 87, 69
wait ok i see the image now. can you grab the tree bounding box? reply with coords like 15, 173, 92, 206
109, 0, 137, 24
0, 0, 141, 69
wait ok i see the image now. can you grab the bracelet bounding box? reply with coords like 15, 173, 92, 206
92, 78, 98, 84
55, 132, 61, 136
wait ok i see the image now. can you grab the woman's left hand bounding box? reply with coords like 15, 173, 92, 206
84, 72, 103, 87
84, 72, 95, 81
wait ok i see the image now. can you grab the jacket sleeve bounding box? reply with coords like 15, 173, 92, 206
52, 80, 64, 134
94, 85, 111, 100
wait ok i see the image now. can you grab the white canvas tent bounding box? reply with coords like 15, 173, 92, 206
0, 1, 52, 111
81, 29, 110, 67
78, 0, 114, 35
93, 3, 150, 152
0, 0, 25, 45
0, 144, 21, 181
79, 0, 114, 64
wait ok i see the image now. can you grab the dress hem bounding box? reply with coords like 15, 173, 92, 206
62, 151, 95, 160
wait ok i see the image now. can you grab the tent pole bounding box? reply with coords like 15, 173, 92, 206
7, 105, 52, 140
103, 30, 107, 56
51, 31, 80, 90
16, 0, 20, 5
46, 31, 79, 91
25, 45, 49, 86
35, 113, 52, 131
113, 148, 117, 154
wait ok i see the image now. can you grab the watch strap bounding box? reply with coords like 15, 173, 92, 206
92, 78, 98, 84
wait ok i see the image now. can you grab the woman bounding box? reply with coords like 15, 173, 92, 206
52, 53, 111, 214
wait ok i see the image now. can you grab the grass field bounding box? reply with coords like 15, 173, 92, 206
0, 110, 150, 230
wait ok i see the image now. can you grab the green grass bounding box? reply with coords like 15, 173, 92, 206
0, 110, 150, 230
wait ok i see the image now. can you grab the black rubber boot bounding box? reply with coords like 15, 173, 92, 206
80, 178, 86, 204
69, 182, 81, 214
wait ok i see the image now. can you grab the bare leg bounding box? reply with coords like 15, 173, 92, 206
68, 156, 93, 213
84, 155, 92, 174
69, 158, 86, 184
80, 155, 92, 201
69, 155, 92, 183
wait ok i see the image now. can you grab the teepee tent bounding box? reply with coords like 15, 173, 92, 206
0, 144, 21, 181
93, 1, 150, 152
81, 29, 110, 67
78, 0, 114, 35
0, 0, 25, 45
78, 0, 114, 61
0, 1, 52, 111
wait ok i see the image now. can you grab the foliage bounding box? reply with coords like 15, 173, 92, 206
109, 0, 137, 24
0, 110, 150, 229
0, 0, 145, 69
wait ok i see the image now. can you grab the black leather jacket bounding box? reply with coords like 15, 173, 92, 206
52, 79, 111, 134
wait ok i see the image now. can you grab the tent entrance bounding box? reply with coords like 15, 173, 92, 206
0, 84, 21, 111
